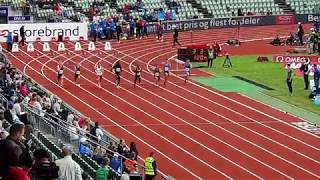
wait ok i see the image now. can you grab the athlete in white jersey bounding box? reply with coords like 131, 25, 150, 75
184, 59, 192, 84
57, 61, 64, 86
95, 62, 103, 87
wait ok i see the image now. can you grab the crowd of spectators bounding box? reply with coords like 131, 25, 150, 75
0, 52, 142, 179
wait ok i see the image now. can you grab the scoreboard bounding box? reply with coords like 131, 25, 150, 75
177, 44, 209, 62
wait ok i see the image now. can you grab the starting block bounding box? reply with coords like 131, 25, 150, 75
27, 42, 34, 52
58, 42, 65, 51
43, 42, 50, 52
104, 41, 112, 51
75, 42, 82, 51
88, 41, 95, 51
12, 43, 19, 52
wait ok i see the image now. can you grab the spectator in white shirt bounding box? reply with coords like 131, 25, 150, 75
53, 99, 63, 116
67, 112, 75, 125
13, 97, 25, 116
55, 145, 82, 180
33, 95, 44, 117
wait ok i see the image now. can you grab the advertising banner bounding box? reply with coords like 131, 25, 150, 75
0, 23, 88, 42
0, 6, 8, 24
273, 54, 320, 76
8, 15, 33, 24
275, 14, 295, 25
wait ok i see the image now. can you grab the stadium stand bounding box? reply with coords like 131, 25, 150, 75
0, 52, 144, 179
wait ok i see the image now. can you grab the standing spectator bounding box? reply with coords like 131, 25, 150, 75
172, 27, 181, 47
117, 139, 125, 155
53, 99, 63, 116
90, 122, 103, 142
0, 123, 26, 178
300, 62, 310, 89
207, 46, 215, 68
6, 31, 13, 52
129, 19, 136, 39
314, 64, 320, 91
144, 152, 157, 180
30, 149, 59, 180
19, 25, 25, 46
297, 22, 304, 46
129, 142, 138, 161
55, 145, 82, 180
116, 22, 122, 43
90, 21, 98, 42
286, 63, 294, 96
95, 158, 109, 180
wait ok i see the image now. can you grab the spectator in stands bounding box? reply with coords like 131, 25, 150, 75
110, 153, 121, 172
42, 95, 52, 112
53, 99, 63, 116
297, 22, 304, 46
165, 11, 171, 20
129, 142, 138, 161
19, 82, 28, 97
69, 121, 79, 142
90, 122, 103, 143
7, 150, 33, 180
79, 138, 91, 156
31, 148, 59, 180
144, 152, 157, 180
0, 123, 26, 178
4, 102, 21, 124
117, 139, 125, 155
124, 154, 137, 174
6, 31, 13, 52
19, 26, 25, 46
33, 95, 44, 117
66, 111, 75, 124
95, 157, 109, 180
55, 145, 82, 180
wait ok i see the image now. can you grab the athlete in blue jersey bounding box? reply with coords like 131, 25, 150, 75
163, 62, 170, 86
184, 59, 192, 84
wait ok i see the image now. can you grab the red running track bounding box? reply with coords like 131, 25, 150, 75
6, 24, 320, 179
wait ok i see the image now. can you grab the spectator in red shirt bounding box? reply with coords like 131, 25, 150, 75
19, 82, 28, 97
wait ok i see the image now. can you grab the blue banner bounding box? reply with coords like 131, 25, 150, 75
8, 15, 33, 23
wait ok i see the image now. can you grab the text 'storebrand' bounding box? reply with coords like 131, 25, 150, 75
0, 23, 88, 42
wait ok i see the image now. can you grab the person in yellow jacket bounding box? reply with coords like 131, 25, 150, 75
144, 152, 157, 180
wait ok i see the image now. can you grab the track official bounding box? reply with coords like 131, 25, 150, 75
144, 152, 157, 180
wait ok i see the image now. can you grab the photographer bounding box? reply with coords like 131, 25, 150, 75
30, 149, 59, 180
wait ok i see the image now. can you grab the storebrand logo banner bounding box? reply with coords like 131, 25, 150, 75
0, 23, 88, 42
275, 15, 295, 25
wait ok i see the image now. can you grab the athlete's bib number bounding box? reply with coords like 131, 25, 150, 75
59, 70, 63, 74
155, 72, 160, 76
76, 71, 80, 75
116, 68, 121, 72
137, 72, 141, 76
185, 68, 190, 72
164, 67, 169, 71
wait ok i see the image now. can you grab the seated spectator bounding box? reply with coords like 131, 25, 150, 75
55, 145, 82, 180
31, 149, 59, 180
7, 150, 33, 180
95, 158, 109, 180
33, 95, 44, 116
0, 123, 26, 178
165, 11, 171, 20
69, 121, 79, 142
4, 102, 22, 124
66, 112, 75, 125
19, 82, 28, 97
170, 9, 176, 20
110, 153, 121, 172
90, 122, 103, 142
79, 138, 91, 156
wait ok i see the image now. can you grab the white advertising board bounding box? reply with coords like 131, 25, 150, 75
0, 23, 88, 42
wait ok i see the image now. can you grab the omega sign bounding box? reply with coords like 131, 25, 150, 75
273, 55, 320, 64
